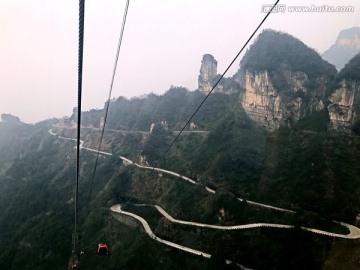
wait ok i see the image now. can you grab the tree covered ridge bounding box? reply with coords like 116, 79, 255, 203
2, 28, 360, 269
81, 87, 244, 132
240, 29, 337, 82
336, 52, 360, 83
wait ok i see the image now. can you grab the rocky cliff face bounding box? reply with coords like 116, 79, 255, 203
198, 54, 218, 93
235, 30, 336, 131
238, 70, 328, 130
239, 71, 281, 129
195, 30, 360, 133
328, 80, 360, 132
322, 27, 360, 70
327, 53, 360, 133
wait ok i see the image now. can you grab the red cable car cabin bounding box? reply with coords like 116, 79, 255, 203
98, 243, 109, 256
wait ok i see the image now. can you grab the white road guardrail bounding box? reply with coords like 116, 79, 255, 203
49, 128, 360, 240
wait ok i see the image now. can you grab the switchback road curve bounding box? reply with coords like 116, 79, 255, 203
49, 128, 360, 240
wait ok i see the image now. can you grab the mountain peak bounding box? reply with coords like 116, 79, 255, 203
337, 27, 360, 43
322, 27, 360, 70
235, 29, 336, 130
240, 29, 336, 80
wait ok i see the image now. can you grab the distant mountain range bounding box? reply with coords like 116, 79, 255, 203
322, 27, 360, 70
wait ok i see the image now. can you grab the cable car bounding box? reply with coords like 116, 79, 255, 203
97, 243, 109, 256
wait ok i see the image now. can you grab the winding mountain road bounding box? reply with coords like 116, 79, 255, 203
49, 128, 360, 260
110, 204, 252, 270
147, 204, 360, 239
110, 204, 211, 258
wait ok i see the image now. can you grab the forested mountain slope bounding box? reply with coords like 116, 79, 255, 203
1, 30, 360, 269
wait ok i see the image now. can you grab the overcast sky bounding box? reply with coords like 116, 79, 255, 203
0, 0, 359, 123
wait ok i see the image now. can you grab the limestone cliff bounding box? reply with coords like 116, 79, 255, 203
328, 80, 360, 132
238, 70, 329, 130
198, 54, 218, 93
235, 29, 336, 130
322, 27, 360, 71
239, 71, 281, 129
328, 53, 360, 132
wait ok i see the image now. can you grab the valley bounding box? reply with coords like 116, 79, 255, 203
46, 126, 360, 270
1, 27, 360, 269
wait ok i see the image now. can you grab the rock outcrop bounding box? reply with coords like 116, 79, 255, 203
322, 27, 360, 70
328, 53, 360, 133
198, 54, 218, 93
239, 71, 282, 129
238, 70, 329, 130
328, 80, 360, 132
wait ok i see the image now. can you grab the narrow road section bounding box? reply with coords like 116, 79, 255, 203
110, 204, 211, 258
111, 204, 252, 270
49, 128, 360, 240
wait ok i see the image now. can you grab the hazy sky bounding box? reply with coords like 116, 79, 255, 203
1, 0, 359, 123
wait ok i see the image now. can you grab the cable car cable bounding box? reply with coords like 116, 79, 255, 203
83, 0, 130, 226
76, 1, 278, 261
69, 1, 85, 269
146, 0, 280, 175
124, 0, 281, 219
73, 0, 85, 254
